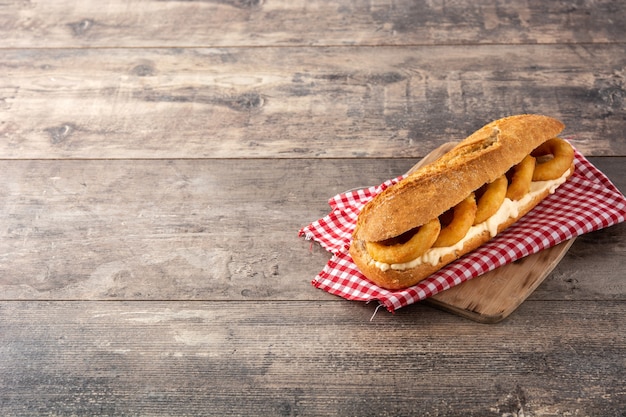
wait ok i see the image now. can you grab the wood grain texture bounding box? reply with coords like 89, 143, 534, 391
1, 0, 624, 48
1, 301, 624, 416
0, 159, 327, 301
0, 158, 623, 302
1, 45, 625, 159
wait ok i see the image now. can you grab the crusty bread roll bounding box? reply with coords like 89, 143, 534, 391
349, 114, 575, 290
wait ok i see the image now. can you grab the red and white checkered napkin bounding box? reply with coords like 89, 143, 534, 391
299, 148, 626, 312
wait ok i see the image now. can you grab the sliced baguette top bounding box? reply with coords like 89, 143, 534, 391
354, 114, 565, 242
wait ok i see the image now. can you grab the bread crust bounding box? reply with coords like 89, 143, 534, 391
349, 115, 571, 290
354, 114, 565, 242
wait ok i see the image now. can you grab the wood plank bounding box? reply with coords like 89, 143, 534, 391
2, 45, 626, 159
0, 300, 624, 416
0, 158, 623, 302
0, 159, 329, 301
1, 0, 624, 48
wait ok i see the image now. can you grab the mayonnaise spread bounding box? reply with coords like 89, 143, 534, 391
371, 169, 570, 271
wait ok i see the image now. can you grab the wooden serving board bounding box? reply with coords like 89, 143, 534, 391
407, 143, 575, 323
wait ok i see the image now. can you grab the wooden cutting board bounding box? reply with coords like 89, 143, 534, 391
407, 143, 575, 323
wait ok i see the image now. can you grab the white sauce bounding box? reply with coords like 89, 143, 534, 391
370, 169, 570, 271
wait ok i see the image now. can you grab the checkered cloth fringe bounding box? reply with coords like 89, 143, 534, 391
299, 147, 626, 313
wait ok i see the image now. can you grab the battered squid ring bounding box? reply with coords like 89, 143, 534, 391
366, 218, 441, 264
363, 139, 573, 265
506, 155, 536, 201
433, 193, 477, 247
474, 175, 507, 225
531, 138, 575, 181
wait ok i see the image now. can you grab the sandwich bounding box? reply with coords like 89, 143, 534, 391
349, 114, 575, 290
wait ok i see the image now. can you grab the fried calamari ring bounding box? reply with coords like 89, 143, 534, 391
531, 138, 575, 181
473, 175, 507, 225
506, 155, 536, 201
363, 139, 574, 265
433, 194, 477, 247
366, 218, 441, 264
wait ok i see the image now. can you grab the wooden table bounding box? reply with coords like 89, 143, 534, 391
1, 1, 624, 415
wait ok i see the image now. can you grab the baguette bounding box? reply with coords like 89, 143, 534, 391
349, 114, 575, 290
